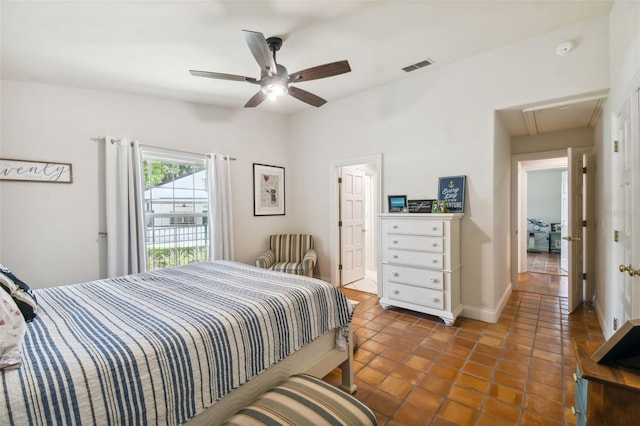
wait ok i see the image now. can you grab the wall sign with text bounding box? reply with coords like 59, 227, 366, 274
0, 158, 73, 183
438, 175, 466, 213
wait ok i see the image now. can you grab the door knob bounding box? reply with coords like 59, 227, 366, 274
619, 264, 640, 276
562, 236, 582, 242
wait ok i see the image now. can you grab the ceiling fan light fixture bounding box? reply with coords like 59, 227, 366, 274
262, 83, 288, 99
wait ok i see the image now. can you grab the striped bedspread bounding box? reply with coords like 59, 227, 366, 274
0, 261, 353, 426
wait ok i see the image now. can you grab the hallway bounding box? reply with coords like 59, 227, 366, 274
519, 252, 568, 298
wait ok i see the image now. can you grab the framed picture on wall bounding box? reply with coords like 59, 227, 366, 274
0, 157, 73, 183
253, 163, 285, 216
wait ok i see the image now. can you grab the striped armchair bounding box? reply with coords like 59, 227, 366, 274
255, 234, 317, 277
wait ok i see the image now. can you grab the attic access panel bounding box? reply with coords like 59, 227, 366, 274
591, 319, 640, 368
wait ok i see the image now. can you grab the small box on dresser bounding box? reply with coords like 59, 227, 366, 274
378, 213, 463, 326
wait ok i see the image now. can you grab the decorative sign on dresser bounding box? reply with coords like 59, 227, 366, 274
378, 213, 463, 326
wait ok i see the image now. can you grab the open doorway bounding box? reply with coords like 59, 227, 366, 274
512, 150, 569, 297
518, 158, 569, 297
328, 155, 382, 294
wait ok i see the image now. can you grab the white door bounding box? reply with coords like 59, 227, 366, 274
340, 166, 366, 284
566, 147, 587, 313
612, 94, 639, 328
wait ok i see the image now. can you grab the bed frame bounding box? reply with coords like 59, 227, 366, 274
186, 325, 356, 424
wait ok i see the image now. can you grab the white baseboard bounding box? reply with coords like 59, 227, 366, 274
594, 298, 611, 340
461, 283, 512, 324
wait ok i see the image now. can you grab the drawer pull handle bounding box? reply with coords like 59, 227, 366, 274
572, 373, 577, 382
433, 259, 439, 264
393, 225, 398, 229
430, 297, 440, 303
393, 240, 399, 244
432, 243, 439, 247
392, 272, 400, 277
393, 290, 400, 295
430, 278, 440, 283
393, 255, 399, 259
432, 227, 438, 231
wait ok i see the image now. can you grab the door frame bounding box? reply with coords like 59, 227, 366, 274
511, 149, 595, 308
511, 150, 567, 282
329, 154, 382, 286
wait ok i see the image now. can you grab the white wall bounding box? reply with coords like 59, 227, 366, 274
0, 13, 621, 325
0, 81, 290, 287
492, 113, 513, 315
527, 169, 565, 225
596, 0, 640, 339
288, 17, 609, 322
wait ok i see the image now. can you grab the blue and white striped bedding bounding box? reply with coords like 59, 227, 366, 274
0, 261, 353, 426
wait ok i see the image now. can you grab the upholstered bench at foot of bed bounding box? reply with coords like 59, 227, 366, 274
223, 373, 377, 426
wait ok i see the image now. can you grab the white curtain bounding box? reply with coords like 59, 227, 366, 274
105, 137, 147, 277
207, 154, 234, 260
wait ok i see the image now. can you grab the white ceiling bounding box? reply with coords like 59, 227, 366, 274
1, 0, 612, 125
497, 91, 608, 137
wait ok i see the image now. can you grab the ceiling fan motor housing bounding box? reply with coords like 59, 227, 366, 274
261, 63, 289, 96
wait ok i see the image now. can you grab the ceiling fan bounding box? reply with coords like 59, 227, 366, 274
189, 30, 351, 108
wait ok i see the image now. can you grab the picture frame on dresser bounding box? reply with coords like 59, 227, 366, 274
431, 200, 447, 213
407, 199, 434, 213
387, 195, 407, 212
438, 175, 466, 213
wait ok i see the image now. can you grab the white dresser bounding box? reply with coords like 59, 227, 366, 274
379, 213, 463, 325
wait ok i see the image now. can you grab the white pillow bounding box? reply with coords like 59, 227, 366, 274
0, 290, 26, 370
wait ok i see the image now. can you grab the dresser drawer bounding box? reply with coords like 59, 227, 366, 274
384, 249, 443, 269
383, 265, 445, 290
387, 282, 445, 310
573, 364, 588, 426
383, 220, 443, 237
384, 234, 444, 252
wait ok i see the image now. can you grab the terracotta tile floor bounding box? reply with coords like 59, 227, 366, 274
519, 253, 568, 298
324, 288, 604, 425
527, 252, 566, 276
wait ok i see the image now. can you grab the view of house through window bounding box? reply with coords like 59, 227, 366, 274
142, 149, 209, 270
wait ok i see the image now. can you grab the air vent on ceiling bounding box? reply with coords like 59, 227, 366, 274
402, 59, 434, 72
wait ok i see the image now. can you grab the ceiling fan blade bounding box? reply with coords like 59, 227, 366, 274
190, 70, 257, 83
243, 30, 277, 75
244, 91, 267, 108
289, 60, 351, 83
288, 86, 327, 107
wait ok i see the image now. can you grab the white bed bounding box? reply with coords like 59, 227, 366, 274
0, 261, 355, 425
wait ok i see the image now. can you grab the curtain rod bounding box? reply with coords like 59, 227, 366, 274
90, 137, 236, 160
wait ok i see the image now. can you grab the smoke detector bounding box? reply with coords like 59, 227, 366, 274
555, 40, 576, 56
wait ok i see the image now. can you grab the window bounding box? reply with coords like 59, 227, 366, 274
141, 147, 209, 271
